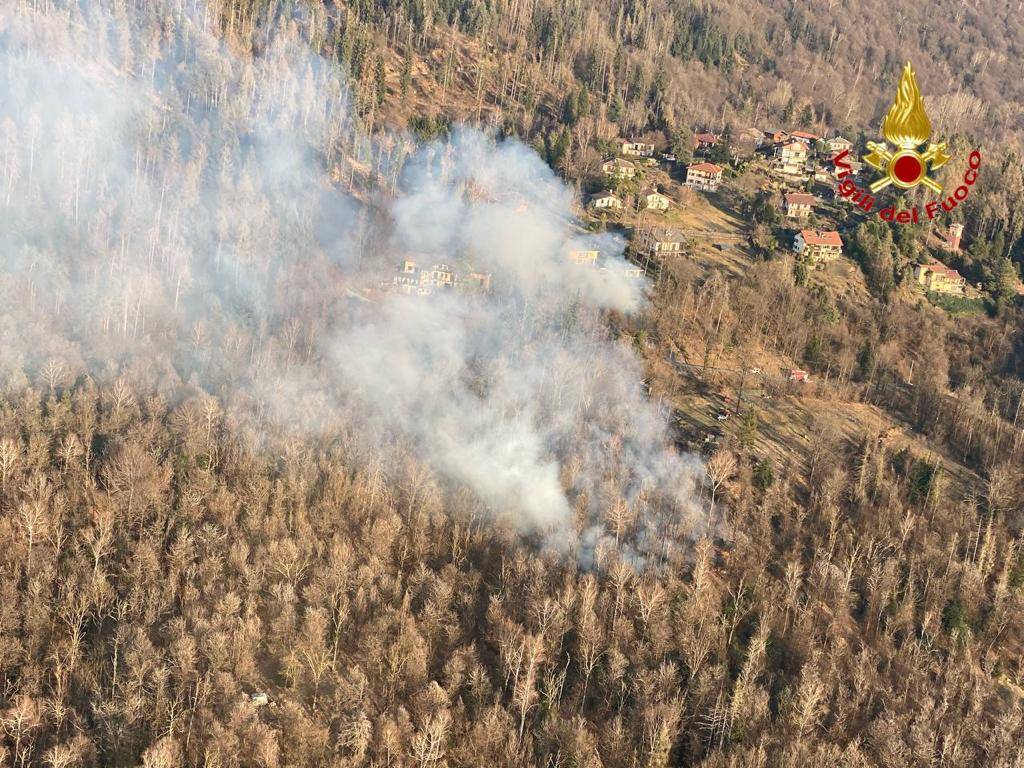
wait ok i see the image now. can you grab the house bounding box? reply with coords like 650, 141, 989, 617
793, 229, 843, 264
789, 130, 820, 145
826, 135, 853, 154
773, 140, 809, 175
603, 262, 646, 280
946, 223, 964, 252
639, 187, 671, 211
830, 157, 864, 181
636, 227, 685, 258
616, 139, 655, 158
619, 264, 645, 280
602, 157, 637, 180
393, 259, 430, 295
915, 262, 966, 295
462, 269, 493, 293
568, 249, 599, 266
734, 128, 764, 157
814, 167, 836, 184
392, 258, 491, 295
783, 192, 816, 219
684, 162, 724, 191
692, 132, 719, 152
761, 129, 787, 146
788, 368, 812, 383
589, 192, 624, 211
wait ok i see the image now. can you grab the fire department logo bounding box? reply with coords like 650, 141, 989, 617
864, 62, 950, 194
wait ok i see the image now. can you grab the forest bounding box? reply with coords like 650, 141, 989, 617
1, 0, 1024, 766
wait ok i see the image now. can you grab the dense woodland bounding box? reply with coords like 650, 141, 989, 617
2, 0, 1024, 767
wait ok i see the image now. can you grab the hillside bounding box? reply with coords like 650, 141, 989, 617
306, 0, 1024, 146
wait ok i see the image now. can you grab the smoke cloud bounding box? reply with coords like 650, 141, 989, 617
0, 0, 704, 553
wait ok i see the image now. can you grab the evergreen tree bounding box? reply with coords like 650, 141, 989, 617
609, 92, 625, 123
374, 54, 386, 108
710, 124, 733, 165
400, 49, 413, 100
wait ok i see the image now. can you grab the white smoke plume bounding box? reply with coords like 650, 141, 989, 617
0, 0, 704, 553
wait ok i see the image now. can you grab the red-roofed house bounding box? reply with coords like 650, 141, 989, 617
692, 132, 719, 151
789, 130, 820, 144
914, 262, 966, 295
784, 193, 817, 219
684, 162, 724, 191
773, 140, 809, 175
761, 129, 787, 146
794, 229, 843, 263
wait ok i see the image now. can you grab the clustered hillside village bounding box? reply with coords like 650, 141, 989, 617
387, 123, 993, 335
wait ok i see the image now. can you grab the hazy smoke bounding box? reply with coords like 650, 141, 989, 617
0, 1, 704, 551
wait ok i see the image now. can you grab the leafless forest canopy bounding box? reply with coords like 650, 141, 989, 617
1, 1, 1024, 767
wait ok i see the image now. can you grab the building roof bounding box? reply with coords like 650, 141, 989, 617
790, 130, 820, 140
785, 193, 817, 206
604, 157, 636, 168
642, 226, 686, 242
920, 261, 963, 280
688, 162, 724, 174
592, 191, 621, 200
800, 229, 843, 247
781, 139, 808, 151
693, 132, 719, 144
640, 187, 667, 197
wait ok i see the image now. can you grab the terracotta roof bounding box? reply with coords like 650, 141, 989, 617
688, 162, 724, 174
800, 229, 843, 247
921, 262, 963, 280
781, 140, 808, 151
790, 130, 820, 140
785, 193, 816, 206
693, 132, 719, 143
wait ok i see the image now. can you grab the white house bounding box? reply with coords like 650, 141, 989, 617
602, 157, 637, 180
589, 192, 624, 211
684, 162, 724, 191
639, 187, 671, 211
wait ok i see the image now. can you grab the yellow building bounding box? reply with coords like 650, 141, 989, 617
793, 229, 843, 264
915, 262, 966, 295
568, 249, 599, 266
